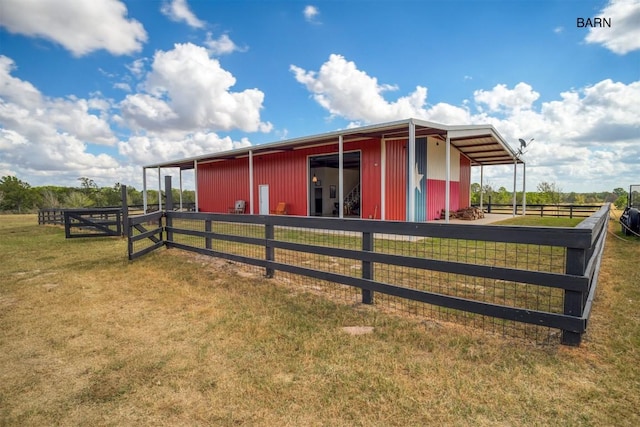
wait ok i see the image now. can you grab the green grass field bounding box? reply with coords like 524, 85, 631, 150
1, 214, 638, 426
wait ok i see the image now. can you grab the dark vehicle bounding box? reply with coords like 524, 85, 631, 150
620, 184, 640, 236
621, 207, 639, 236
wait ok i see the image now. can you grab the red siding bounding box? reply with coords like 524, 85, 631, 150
197, 158, 249, 213
459, 155, 471, 209
253, 150, 309, 216
385, 139, 407, 220
197, 140, 382, 218
347, 139, 381, 219
426, 179, 460, 220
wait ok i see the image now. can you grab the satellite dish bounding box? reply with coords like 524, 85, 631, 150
519, 138, 527, 148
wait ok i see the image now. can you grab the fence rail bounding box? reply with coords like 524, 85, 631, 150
128, 200, 610, 346
63, 208, 122, 238
38, 194, 195, 241
38, 208, 65, 225
473, 203, 602, 218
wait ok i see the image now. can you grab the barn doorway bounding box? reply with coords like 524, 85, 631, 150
308, 151, 361, 217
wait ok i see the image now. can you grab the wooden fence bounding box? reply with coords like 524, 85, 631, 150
38, 181, 194, 238
475, 203, 602, 218
63, 208, 122, 238
128, 197, 610, 346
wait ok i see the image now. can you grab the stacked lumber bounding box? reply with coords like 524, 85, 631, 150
439, 207, 485, 221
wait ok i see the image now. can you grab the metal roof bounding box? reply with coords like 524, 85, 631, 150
144, 118, 523, 169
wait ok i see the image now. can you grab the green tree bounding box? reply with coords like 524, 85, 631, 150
613, 188, 626, 197
0, 176, 37, 212
613, 187, 628, 209
40, 189, 62, 208
537, 181, 563, 205
65, 191, 94, 208
470, 183, 481, 204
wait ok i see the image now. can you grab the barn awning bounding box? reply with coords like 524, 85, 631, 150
143, 118, 522, 170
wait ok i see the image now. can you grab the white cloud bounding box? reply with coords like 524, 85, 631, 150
304, 5, 321, 23
114, 82, 132, 92
291, 54, 428, 123
0, 0, 147, 56
474, 83, 540, 113
292, 54, 640, 192
118, 132, 251, 165
126, 58, 148, 79
585, 0, 640, 54
0, 56, 117, 146
121, 43, 272, 133
161, 0, 205, 29
0, 55, 123, 186
204, 33, 243, 56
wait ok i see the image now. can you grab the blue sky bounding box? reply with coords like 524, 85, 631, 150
0, 0, 638, 193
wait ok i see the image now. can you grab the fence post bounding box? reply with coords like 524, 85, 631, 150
127, 212, 134, 261
361, 231, 374, 304
569, 205, 573, 219
164, 176, 173, 244
121, 185, 128, 237
487, 196, 492, 213
63, 211, 71, 238
562, 247, 587, 345
265, 220, 274, 278
205, 219, 212, 250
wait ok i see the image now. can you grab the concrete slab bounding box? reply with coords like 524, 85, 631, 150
430, 213, 513, 225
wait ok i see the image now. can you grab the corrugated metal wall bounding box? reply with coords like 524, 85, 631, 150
355, 139, 381, 219
384, 139, 407, 221
409, 138, 427, 221
459, 155, 471, 209
197, 158, 249, 213
426, 180, 460, 220
197, 140, 381, 217
196, 137, 468, 221
253, 150, 308, 216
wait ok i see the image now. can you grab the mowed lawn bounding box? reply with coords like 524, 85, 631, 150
1, 214, 638, 426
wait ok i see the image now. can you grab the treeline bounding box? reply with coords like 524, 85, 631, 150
0, 176, 195, 213
471, 181, 631, 209
0, 175, 631, 213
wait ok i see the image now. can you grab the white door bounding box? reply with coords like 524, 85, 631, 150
259, 185, 269, 215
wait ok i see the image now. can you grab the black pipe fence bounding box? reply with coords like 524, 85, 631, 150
473, 202, 602, 218
128, 183, 610, 346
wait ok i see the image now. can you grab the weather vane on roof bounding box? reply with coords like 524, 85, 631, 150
517, 138, 534, 157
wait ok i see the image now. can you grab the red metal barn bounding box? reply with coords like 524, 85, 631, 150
143, 119, 524, 222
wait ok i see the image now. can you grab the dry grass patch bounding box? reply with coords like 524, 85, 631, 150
1, 214, 639, 426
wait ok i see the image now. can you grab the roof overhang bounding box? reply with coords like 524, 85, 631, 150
143, 118, 522, 170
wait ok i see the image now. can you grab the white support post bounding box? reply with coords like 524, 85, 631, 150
158, 168, 162, 211
425, 137, 429, 220
445, 132, 450, 224
408, 121, 416, 222
249, 150, 254, 214
179, 169, 183, 211
143, 167, 147, 213
479, 165, 483, 210
381, 139, 386, 220
512, 158, 517, 217
194, 160, 199, 212
523, 162, 527, 215
339, 135, 344, 219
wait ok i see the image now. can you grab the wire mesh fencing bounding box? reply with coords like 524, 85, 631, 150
129, 206, 610, 346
